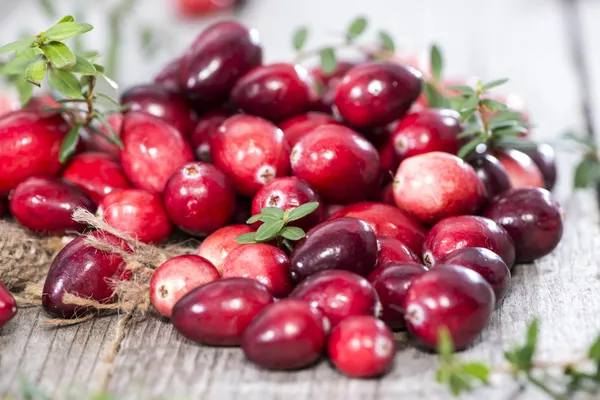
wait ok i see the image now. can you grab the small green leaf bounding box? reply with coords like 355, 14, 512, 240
481, 98, 508, 112
573, 157, 600, 189
43, 22, 93, 42
100, 73, 119, 89
255, 219, 285, 242
246, 214, 263, 224
0, 56, 30, 76
59, 125, 81, 163
460, 362, 491, 384
458, 93, 480, 112
459, 108, 477, 124
446, 84, 475, 94
235, 232, 257, 244
513, 318, 539, 371
448, 373, 470, 396
287, 202, 320, 222
457, 125, 482, 139
39, 0, 57, 17
458, 136, 487, 159
430, 44, 443, 82
41, 41, 76, 70
25, 58, 48, 87
437, 327, 454, 362
17, 45, 43, 61
16, 78, 34, 106
482, 78, 509, 92
292, 27, 308, 51
93, 64, 106, 73
435, 367, 452, 384
0, 38, 33, 55
279, 226, 306, 241
562, 132, 597, 150
56, 15, 75, 23
320, 48, 337, 75
95, 92, 121, 107
72, 55, 97, 75
588, 334, 600, 362
346, 16, 368, 42
489, 120, 525, 132
260, 207, 285, 218
378, 30, 395, 53
423, 81, 447, 109
492, 126, 529, 138
48, 68, 82, 98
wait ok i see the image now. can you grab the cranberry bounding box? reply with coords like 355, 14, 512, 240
393, 152, 487, 225
154, 57, 182, 90
150, 254, 220, 317
251, 177, 325, 232
483, 188, 563, 262
334, 61, 422, 129
329, 202, 426, 257
378, 183, 396, 205
290, 270, 380, 328
164, 162, 236, 236
179, 21, 262, 110
495, 148, 544, 189
176, 0, 239, 17
222, 243, 292, 297
98, 189, 172, 244
42, 232, 131, 318
0, 282, 17, 329
378, 143, 399, 184
328, 316, 395, 378
279, 112, 339, 147
197, 224, 254, 273
242, 299, 328, 370
368, 264, 427, 330
121, 84, 195, 136
423, 215, 516, 268
404, 264, 495, 350
86, 113, 123, 158
290, 217, 378, 282
62, 152, 131, 204
189, 110, 228, 162
377, 236, 421, 268
310, 61, 359, 112
359, 122, 396, 148
510, 143, 557, 190
0, 198, 6, 218
210, 115, 290, 197
172, 278, 274, 346
0, 110, 68, 196
231, 196, 252, 224
290, 124, 381, 204
9, 177, 95, 235
23, 95, 61, 112
467, 152, 511, 199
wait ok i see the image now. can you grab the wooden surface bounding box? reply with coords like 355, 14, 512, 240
1, 0, 600, 399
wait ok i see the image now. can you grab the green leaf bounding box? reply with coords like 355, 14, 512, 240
481, 98, 508, 112
39, 0, 57, 17
95, 92, 121, 107
423, 81, 447, 109
246, 214, 263, 224
41, 41, 76, 70
0, 56, 30, 76
435, 367, 452, 384
25, 58, 47, 87
378, 30, 395, 53
492, 126, 529, 138
458, 93, 480, 112
319, 48, 337, 75
562, 132, 597, 150
482, 78, 509, 92
346, 16, 368, 42
437, 327, 454, 362
17, 45, 43, 61
93, 64, 106, 73
588, 334, 600, 362
73, 55, 97, 75
94, 112, 124, 149
246, 214, 281, 224
16, 78, 34, 106
279, 226, 306, 241
457, 125, 482, 139
518, 318, 539, 370
448, 373, 471, 396
445, 84, 475, 94
59, 125, 81, 163
100, 73, 119, 89
430, 44, 443, 82
48, 68, 82, 98
57, 15, 75, 23
43, 22, 93, 42
459, 108, 477, 124
235, 232, 257, 244
287, 202, 320, 222
460, 362, 491, 384
489, 120, 525, 132
0, 38, 33, 55
255, 219, 285, 242
261, 207, 285, 219
573, 157, 600, 189
458, 136, 486, 159
292, 27, 308, 51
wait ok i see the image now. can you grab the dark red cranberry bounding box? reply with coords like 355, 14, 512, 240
179, 21, 262, 110
495, 148, 544, 189
86, 113, 123, 158
120, 112, 194, 193
378, 183, 396, 205
483, 188, 563, 262
311, 61, 358, 88
359, 122, 397, 148
0, 282, 17, 329
467, 152, 511, 199
376, 236, 421, 268
98, 189, 172, 244
333, 61, 422, 129
378, 142, 399, 184
197, 224, 254, 274
290, 270, 380, 328
172, 278, 274, 346
290, 124, 381, 204
210, 115, 290, 197
423, 215, 516, 268
42, 232, 131, 319
368, 264, 427, 330
0, 198, 6, 218
510, 143, 557, 190
189, 110, 228, 162
0, 110, 68, 196
393, 152, 487, 225
289, 217, 378, 282
279, 112, 339, 147
404, 264, 495, 350
9, 177, 96, 235
154, 57, 182, 90
329, 202, 426, 257
164, 162, 236, 236
242, 298, 328, 370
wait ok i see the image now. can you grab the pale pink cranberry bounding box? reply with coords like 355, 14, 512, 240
189, 110, 228, 162
495, 148, 544, 189
376, 236, 421, 268
279, 112, 339, 147
197, 224, 254, 274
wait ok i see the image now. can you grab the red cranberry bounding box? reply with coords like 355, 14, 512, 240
251, 177, 325, 232
510, 143, 557, 190
329, 202, 426, 257
290, 124, 381, 204
325, 204, 345, 218
86, 113, 123, 158
393, 152, 487, 225
62, 152, 131, 204
0, 198, 6, 218
377, 236, 421, 268
495, 149, 544, 189
0, 282, 17, 329
279, 112, 339, 147
378, 183, 396, 205
42, 232, 131, 318
154, 57, 182, 90
467, 152, 511, 199
176, 0, 240, 17
310, 61, 359, 113
210, 115, 290, 197
150, 254, 220, 317
22, 95, 60, 112
242, 298, 328, 370
179, 21, 262, 110
404, 264, 495, 350
334, 61, 422, 129
9, 177, 95, 235
290, 270, 380, 328
98, 189, 172, 244
197, 224, 254, 273
368, 264, 427, 330
423, 215, 516, 268
172, 277, 274, 346
0, 110, 68, 196
189, 110, 228, 162
164, 162, 236, 236
359, 122, 396, 148
121, 84, 195, 136
222, 243, 292, 297
290, 217, 378, 282
120, 112, 194, 193
483, 188, 563, 262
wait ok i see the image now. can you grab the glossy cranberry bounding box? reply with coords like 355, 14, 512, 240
98, 189, 172, 244
164, 162, 236, 236
404, 264, 495, 350
376, 236, 421, 268
9, 177, 95, 235
251, 177, 325, 232
290, 270, 380, 328
467, 152, 511, 199
0, 282, 17, 329
210, 115, 290, 197
154, 57, 182, 90
150, 254, 220, 317
311, 61, 358, 88
86, 113, 123, 158
197, 224, 254, 273
189, 110, 228, 162
393, 152, 487, 225
329, 202, 426, 257
290, 217, 378, 282
423, 215, 516, 268
42, 232, 131, 318
179, 21, 262, 110
279, 112, 339, 147
439, 247, 511, 303
290, 124, 381, 204
368, 264, 427, 330
328, 316, 395, 378
483, 188, 563, 262
121, 84, 194, 136
242, 299, 328, 370
495, 149, 544, 189
511, 143, 557, 190
0, 110, 68, 196
172, 278, 274, 345
222, 243, 292, 297
334, 61, 422, 129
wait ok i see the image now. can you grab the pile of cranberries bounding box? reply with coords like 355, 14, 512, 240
0, 20, 564, 378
